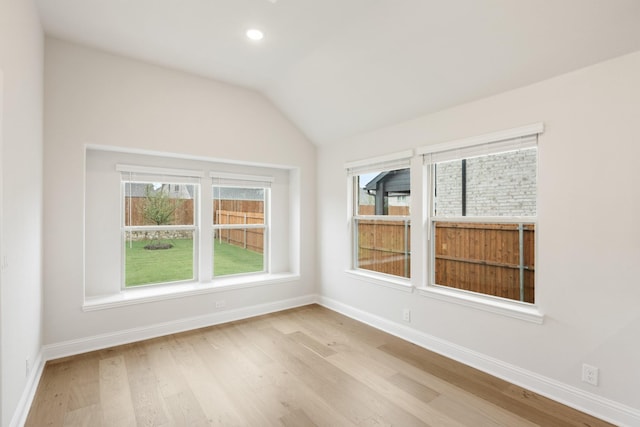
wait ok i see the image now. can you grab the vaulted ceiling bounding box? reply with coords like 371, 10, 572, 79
36, 0, 640, 145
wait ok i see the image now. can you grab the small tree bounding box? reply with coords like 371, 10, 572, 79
140, 184, 183, 249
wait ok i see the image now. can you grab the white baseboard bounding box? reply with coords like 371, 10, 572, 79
10, 350, 45, 427
43, 294, 318, 361
317, 295, 640, 427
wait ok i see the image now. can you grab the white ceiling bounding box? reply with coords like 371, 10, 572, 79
36, 0, 640, 145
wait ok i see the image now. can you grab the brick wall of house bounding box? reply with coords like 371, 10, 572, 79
435, 149, 536, 217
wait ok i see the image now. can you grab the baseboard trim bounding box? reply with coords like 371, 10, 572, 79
43, 294, 317, 361
317, 295, 640, 427
10, 350, 45, 427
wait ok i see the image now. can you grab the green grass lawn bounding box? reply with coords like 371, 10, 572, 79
125, 238, 194, 287
213, 239, 264, 277
125, 239, 263, 287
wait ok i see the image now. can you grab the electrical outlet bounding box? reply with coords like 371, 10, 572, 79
25, 358, 31, 377
215, 300, 226, 309
582, 363, 599, 386
402, 308, 411, 323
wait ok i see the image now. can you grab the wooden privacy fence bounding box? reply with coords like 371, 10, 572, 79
214, 199, 264, 215
214, 199, 265, 254
124, 198, 265, 253
434, 222, 535, 303
355, 219, 535, 302
358, 205, 409, 216
356, 219, 411, 278
214, 210, 264, 254
124, 199, 265, 227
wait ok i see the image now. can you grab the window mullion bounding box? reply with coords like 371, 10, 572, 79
264, 188, 270, 273
200, 180, 213, 282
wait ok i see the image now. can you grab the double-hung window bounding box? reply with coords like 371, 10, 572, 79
84, 147, 296, 307
346, 150, 412, 279
211, 173, 271, 277
119, 165, 201, 288
421, 124, 542, 304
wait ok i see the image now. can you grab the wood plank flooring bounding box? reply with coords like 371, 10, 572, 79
26, 305, 613, 426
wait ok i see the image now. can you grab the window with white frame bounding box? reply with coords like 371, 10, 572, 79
421, 124, 542, 304
84, 147, 295, 302
346, 150, 412, 279
211, 173, 271, 277
119, 165, 201, 288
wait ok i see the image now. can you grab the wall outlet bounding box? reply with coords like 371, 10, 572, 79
402, 308, 411, 323
215, 300, 226, 309
582, 363, 599, 386
25, 358, 31, 377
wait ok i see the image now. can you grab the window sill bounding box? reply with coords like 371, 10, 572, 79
417, 285, 544, 324
345, 269, 414, 293
83, 273, 300, 311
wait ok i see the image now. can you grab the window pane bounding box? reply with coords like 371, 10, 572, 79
124, 182, 195, 226
434, 148, 536, 217
212, 185, 266, 277
355, 218, 410, 278
433, 222, 535, 303
353, 168, 411, 279
213, 229, 264, 276
213, 186, 264, 225
124, 230, 194, 287
356, 168, 410, 216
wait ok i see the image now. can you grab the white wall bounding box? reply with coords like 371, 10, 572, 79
0, 0, 44, 425
43, 39, 316, 345
317, 50, 640, 419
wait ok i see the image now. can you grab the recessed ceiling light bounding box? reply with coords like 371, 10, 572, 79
246, 29, 264, 41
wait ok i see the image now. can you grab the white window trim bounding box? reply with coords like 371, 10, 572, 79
346, 150, 413, 285
85, 146, 298, 306
210, 171, 274, 184
345, 149, 413, 174
418, 124, 544, 323
116, 163, 204, 178
417, 122, 543, 157
83, 273, 300, 311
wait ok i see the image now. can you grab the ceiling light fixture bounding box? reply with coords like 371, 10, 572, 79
246, 29, 264, 41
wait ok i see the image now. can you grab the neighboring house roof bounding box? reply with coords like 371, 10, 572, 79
125, 183, 195, 199
364, 168, 410, 195
125, 183, 264, 201
213, 187, 264, 201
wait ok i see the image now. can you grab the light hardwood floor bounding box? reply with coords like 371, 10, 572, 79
26, 305, 613, 426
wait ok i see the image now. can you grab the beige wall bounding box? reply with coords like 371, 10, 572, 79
0, 0, 44, 425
